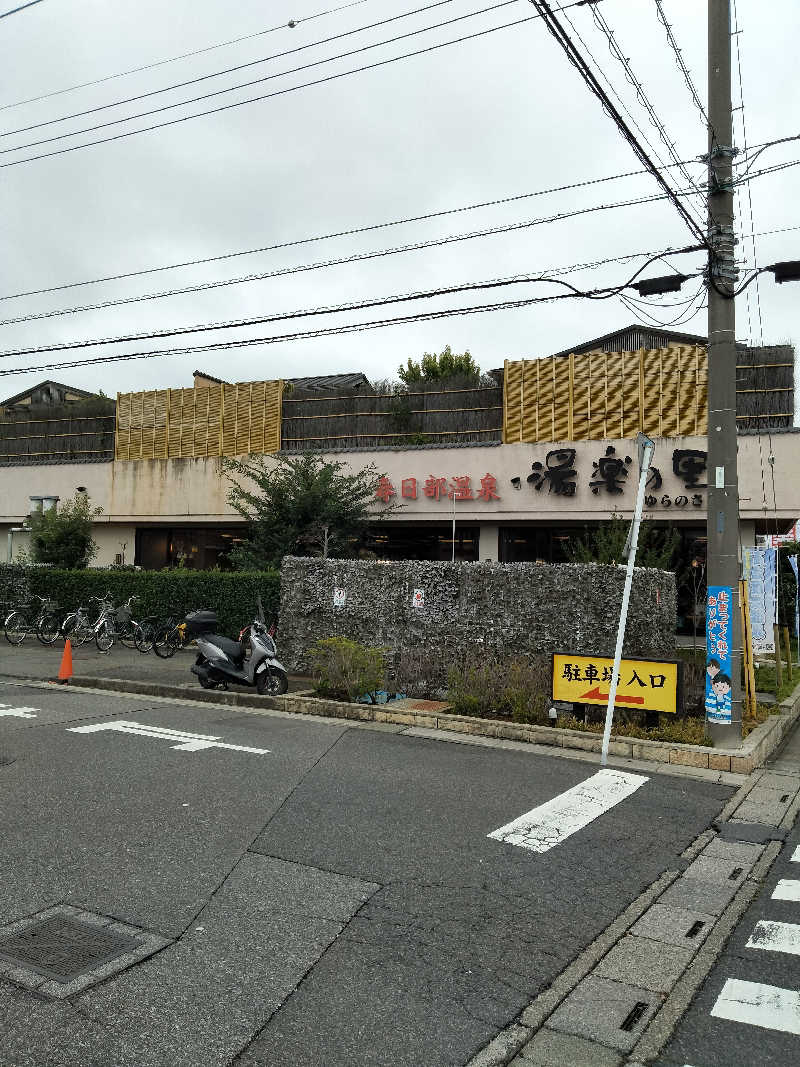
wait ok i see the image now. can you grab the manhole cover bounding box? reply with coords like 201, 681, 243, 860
0, 916, 140, 983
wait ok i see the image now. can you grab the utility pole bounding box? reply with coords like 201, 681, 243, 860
706, 0, 743, 745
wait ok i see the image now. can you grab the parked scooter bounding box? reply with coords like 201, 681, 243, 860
188, 609, 289, 695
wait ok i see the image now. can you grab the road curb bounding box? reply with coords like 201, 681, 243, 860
33, 673, 800, 777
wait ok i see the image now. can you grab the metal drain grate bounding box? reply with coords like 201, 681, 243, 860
0, 916, 140, 983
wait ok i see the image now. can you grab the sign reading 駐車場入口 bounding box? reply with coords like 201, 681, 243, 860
552, 653, 680, 715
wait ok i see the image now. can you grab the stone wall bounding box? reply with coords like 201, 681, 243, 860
278, 557, 676, 675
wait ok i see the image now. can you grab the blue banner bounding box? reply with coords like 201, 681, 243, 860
706, 585, 733, 725
743, 547, 778, 653
789, 555, 799, 640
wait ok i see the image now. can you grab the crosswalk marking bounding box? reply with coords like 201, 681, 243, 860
792, 846, 800, 863
710, 978, 800, 1035
772, 879, 800, 903
487, 769, 648, 854
746, 919, 800, 956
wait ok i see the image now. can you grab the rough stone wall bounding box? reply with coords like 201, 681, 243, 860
278, 557, 677, 675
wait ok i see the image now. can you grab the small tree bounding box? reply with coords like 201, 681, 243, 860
224, 452, 399, 569
397, 345, 481, 385
568, 515, 680, 570
28, 493, 101, 569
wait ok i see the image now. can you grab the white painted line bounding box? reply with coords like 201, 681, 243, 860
711, 978, 800, 1034
747, 920, 800, 956
487, 768, 648, 854
67, 720, 269, 755
0, 705, 37, 718
792, 845, 800, 863
772, 879, 800, 903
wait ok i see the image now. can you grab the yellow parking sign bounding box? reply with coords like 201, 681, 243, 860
552, 653, 681, 715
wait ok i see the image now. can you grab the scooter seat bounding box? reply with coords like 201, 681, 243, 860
206, 633, 245, 664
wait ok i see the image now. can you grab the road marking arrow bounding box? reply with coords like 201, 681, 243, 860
0, 705, 37, 718
67, 720, 269, 755
579, 686, 646, 705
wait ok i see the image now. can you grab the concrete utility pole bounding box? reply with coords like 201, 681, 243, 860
706, 0, 743, 745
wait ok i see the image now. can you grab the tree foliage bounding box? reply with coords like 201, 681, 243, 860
27, 493, 102, 569
568, 515, 680, 570
224, 452, 398, 569
397, 344, 481, 385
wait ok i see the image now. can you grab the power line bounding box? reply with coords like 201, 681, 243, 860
0, 0, 43, 19
0, 259, 698, 378
0, 247, 702, 358
651, 0, 710, 130
0, 190, 700, 326
527, 0, 707, 245
0, 156, 707, 303
586, 3, 704, 207
0, 0, 374, 112
1, 0, 469, 139
0, 6, 582, 169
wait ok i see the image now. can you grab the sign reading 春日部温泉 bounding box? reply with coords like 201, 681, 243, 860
552, 653, 680, 714
705, 585, 733, 725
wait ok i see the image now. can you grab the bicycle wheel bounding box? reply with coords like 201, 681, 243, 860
63, 615, 91, 647
133, 622, 152, 654
95, 620, 115, 653
37, 613, 62, 646
153, 625, 178, 658
4, 610, 30, 646
119, 624, 138, 650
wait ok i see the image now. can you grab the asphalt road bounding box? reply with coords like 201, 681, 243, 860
0, 676, 735, 1067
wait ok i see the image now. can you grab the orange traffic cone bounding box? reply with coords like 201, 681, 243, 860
57, 639, 73, 683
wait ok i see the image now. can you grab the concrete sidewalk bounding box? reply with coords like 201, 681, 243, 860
0, 639, 312, 694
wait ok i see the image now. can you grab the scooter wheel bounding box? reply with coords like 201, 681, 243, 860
257, 668, 288, 696
199, 676, 220, 690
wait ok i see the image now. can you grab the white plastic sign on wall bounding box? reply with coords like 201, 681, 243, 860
333, 587, 347, 608
412, 588, 425, 608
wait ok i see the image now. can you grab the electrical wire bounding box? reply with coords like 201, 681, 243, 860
0, 191, 702, 326
0, 156, 708, 303
1, 0, 473, 139
586, 3, 704, 206
651, 0, 710, 131
0, 1, 374, 112
0, 265, 700, 378
0, 249, 702, 358
0, 0, 42, 19
0, 10, 545, 169
527, 0, 707, 245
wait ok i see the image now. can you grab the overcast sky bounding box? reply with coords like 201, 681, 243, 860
2, 0, 799, 400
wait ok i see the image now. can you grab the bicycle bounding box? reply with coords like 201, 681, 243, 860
152, 617, 189, 659
4, 596, 60, 646
61, 594, 111, 648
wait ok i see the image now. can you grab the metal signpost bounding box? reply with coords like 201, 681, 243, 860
600, 432, 655, 767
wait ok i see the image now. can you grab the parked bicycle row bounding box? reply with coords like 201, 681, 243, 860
2, 594, 190, 657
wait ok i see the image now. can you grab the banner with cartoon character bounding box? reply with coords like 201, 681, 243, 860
706, 585, 733, 725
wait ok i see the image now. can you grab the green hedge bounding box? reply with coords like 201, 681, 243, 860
0, 565, 280, 637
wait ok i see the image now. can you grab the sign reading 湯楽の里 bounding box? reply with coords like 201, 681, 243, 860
552, 653, 680, 714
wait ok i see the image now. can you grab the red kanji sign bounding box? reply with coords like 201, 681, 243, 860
401, 477, 417, 500
448, 476, 473, 501
375, 476, 396, 503
423, 476, 448, 500
478, 473, 500, 501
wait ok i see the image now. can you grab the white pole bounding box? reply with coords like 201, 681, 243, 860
452, 492, 456, 563
600, 436, 655, 767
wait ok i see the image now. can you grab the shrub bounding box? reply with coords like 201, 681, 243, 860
447, 652, 550, 724
311, 636, 387, 702
6, 565, 280, 638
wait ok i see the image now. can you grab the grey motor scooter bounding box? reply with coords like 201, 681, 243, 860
188, 610, 288, 695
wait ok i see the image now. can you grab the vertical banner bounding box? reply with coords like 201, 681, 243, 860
743, 548, 778, 653
706, 586, 733, 725
789, 555, 799, 639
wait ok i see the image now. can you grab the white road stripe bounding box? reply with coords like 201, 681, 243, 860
792, 845, 800, 863
487, 768, 648, 854
67, 720, 269, 755
747, 920, 800, 956
711, 978, 800, 1034
0, 706, 37, 718
772, 879, 800, 903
